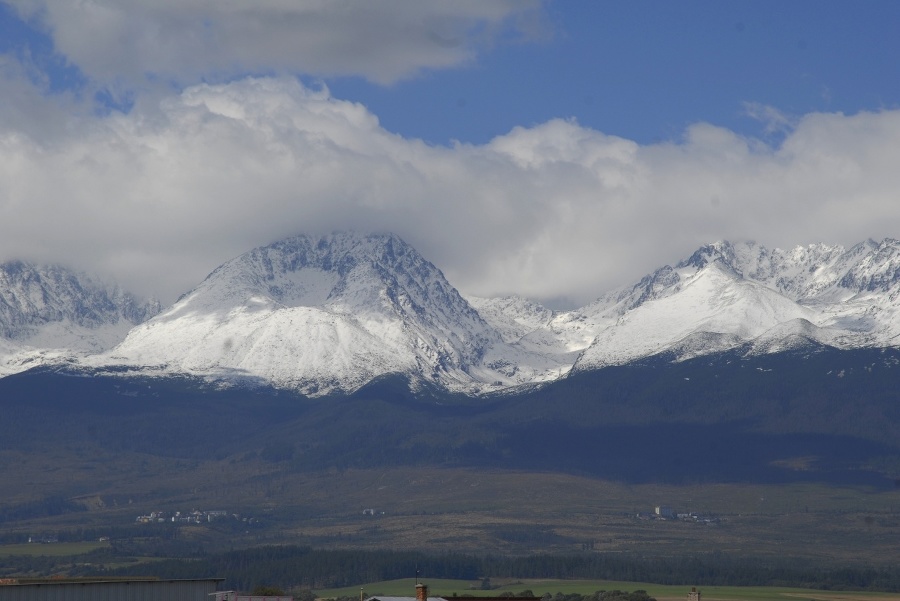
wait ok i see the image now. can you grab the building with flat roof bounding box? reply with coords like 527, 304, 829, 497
0, 577, 223, 601
366, 583, 542, 601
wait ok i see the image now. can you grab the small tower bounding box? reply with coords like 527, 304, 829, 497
687, 587, 701, 601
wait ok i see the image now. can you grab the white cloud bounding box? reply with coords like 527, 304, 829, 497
0, 53, 80, 140
10, 0, 543, 87
743, 102, 797, 137
1, 77, 899, 308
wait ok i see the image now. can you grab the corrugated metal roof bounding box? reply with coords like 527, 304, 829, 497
0, 578, 222, 601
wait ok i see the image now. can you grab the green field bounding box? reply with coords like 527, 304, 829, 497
318, 578, 900, 601
0, 542, 109, 557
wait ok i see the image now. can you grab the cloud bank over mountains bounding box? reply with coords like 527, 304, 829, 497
2, 76, 900, 306
1, 2, 899, 307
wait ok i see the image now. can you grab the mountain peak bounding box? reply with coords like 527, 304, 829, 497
676, 240, 768, 275
6, 235, 900, 396
838, 237, 900, 293
0, 260, 160, 340
103, 231, 497, 395
0, 260, 161, 376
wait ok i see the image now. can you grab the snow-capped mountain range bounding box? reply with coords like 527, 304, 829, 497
2, 233, 899, 395
0, 261, 160, 376
94, 233, 498, 394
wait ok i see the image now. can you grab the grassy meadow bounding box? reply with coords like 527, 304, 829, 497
318, 578, 900, 601
0, 542, 109, 557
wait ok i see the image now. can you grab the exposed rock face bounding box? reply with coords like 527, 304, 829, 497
0, 260, 160, 340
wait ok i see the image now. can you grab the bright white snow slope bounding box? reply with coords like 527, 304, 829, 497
0, 260, 160, 376
97, 233, 502, 395
6, 235, 900, 395
569, 239, 900, 370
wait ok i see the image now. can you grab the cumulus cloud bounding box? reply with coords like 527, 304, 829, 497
9, 0, 543, 87
1, 77, 899, 308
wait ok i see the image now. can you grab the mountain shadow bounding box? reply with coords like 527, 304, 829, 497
1, 345, 899, 487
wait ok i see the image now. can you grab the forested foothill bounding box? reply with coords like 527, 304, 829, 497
1, 346, 899, 587
65, 546, 900, 593
3, 542, 900, 592
2, 346, 899, 486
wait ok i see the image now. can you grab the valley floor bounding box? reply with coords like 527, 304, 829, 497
2, 451, 900, 567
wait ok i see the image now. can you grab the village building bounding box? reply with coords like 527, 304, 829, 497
0, 577, 223, 601
366, 583, 542, 601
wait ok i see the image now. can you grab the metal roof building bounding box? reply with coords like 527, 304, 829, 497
0, 578, 223, 601
366, 583, 542, 601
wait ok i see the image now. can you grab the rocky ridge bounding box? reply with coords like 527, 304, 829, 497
2, 235, 899, 395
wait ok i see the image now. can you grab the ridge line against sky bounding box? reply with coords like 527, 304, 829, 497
0, 1, 899, 308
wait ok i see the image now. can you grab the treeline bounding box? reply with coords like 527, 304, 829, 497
0, 495, 85, 524
0, 523, 179, 545
89, 547, 482, 590
86, 546, 900, 593
335, 592, 657, 601
543, 592, 655, 601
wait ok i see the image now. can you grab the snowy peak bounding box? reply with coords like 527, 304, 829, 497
666, 238, 900, 301
0, 260, 161, 376
573, 259, 818, 369
678, 240, 744, 273
5, 235, 900, 396
574, 238, 900, 369
838, 238, 900, 293
169, 234, 900, 390
104, 232, 497, 395
191, 232, 491, 343
0, 260, 160, 340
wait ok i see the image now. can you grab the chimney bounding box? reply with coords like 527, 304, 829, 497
416, 584, 428, 601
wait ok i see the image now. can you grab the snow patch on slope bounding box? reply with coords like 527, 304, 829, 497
574, 263, 818, 369
743, 318, 845, 355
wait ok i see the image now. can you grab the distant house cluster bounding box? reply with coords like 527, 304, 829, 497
135, 509, 256, 525
26, 534, 109, 544
634, 505, 719, 524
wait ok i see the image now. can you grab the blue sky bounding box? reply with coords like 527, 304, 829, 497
6, 2, 900, 144
331, 1, 900, 146
1, 1, 899, 306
